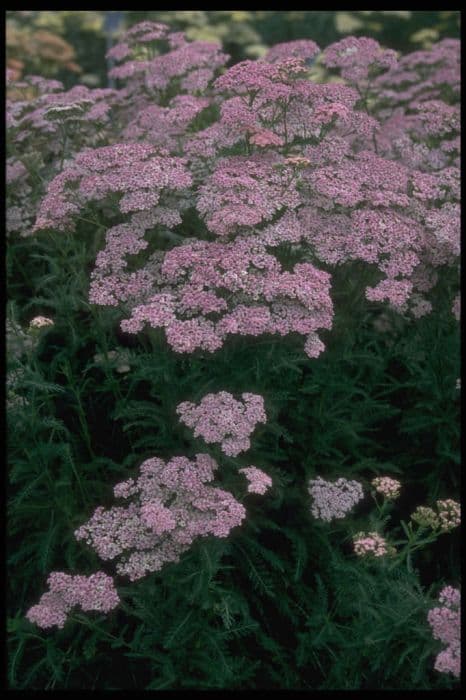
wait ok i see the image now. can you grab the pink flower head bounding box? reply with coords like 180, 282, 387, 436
308, 477, 364, 522
372, 476, 401, 500
323, 36, 397, 86
26, 571, 119, 629
176, 392, 267, 456
353, 532, 391, 557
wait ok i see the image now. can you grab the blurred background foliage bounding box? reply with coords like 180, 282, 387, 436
7, 10, 460, 88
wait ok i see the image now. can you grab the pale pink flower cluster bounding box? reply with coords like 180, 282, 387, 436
437, 499, 461, 533
372, 476, 401, 500
176, 392, 267, 456
308, 477, 364, 522
29, 315, 54, 329
26, 571, 119, 629
107, 20, 228, 95
428, 586, 461, 678
375, 39, 460, 115
239, 467, 273, 495
353, 532, 390, 557
33, 143, 191, 233
75, 454, 246, 581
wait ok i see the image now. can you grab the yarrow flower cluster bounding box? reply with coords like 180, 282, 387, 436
75, 454, 246, 581
436, 499, 461, 533
176, 392, 267, 456
239, 467, 273, 495
28, 315, 54, 330
26, 571, 119, 629
308, 477, 364, 522
427, 586, 461, 678
9, 24, 460, 647
353, 532, 393, 558
372, 476, 401, 500
411, 499, 460, 532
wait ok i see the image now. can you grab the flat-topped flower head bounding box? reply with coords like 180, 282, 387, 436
372, 476, 401, 500
33, 143, 191, 232
323, 36, 397, 86
197, 155, 301, 237
29, 315, 54, 330
264, 39, 320, 65
353, 532, 394, 557
308, 477, 364, 522
177, 392, 267, 456
26, 571, 119, 629
436, 499, 460, 532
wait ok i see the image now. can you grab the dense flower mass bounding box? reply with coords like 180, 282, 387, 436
308, 477, 364, 522
9, 25, 456, 356
33, 143, 192, 233
428, 587, 461, 678
176, 392, 267, 456
26, 572, 119, 629
118, 236, 333, 356
75, 454, 246, 581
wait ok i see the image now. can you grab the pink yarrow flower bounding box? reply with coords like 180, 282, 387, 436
177, 392, 267, 456
353, 532, 392, 557
26, 571, 119, 629
372, 476, 401, 500
308, 477, 364, 522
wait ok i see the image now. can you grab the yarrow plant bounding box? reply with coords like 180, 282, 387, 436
427, 586, 461, 678
371, 476, 401, 500
9, 20, 460, 688
176, 391, 267, 456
